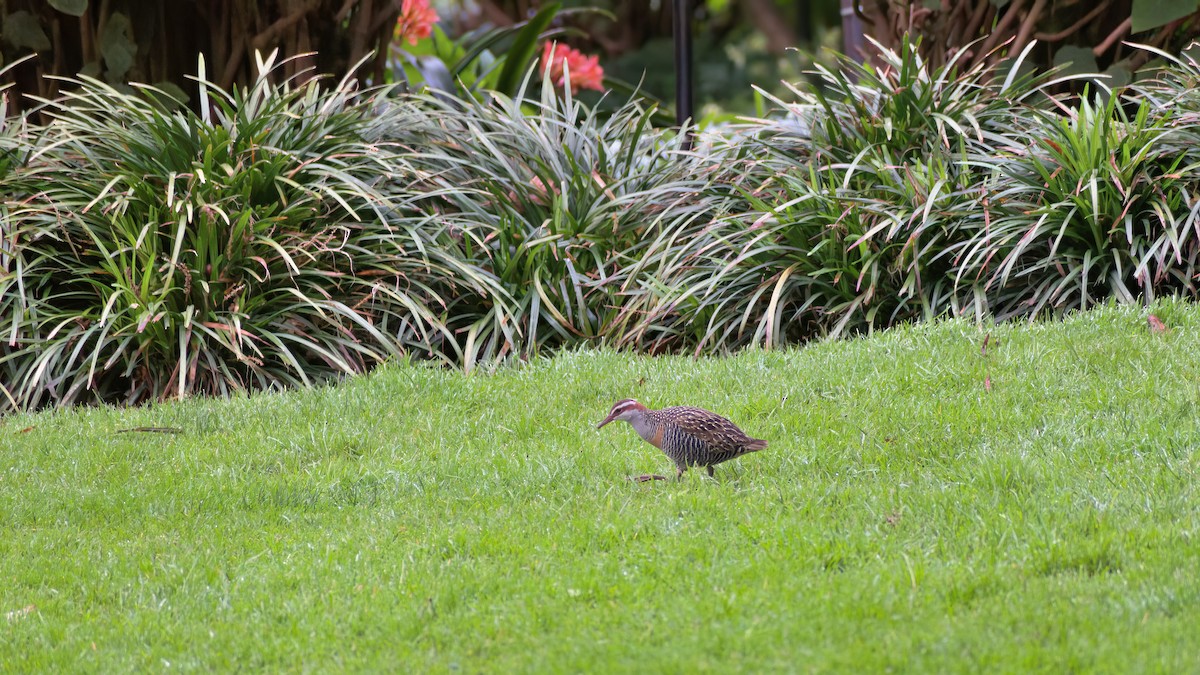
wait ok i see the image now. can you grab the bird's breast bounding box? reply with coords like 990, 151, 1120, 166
634, 422, 664, 449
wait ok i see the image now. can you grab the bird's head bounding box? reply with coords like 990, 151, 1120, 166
597, 398, 647, 429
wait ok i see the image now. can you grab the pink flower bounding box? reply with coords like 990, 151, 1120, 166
394, 0, 438, 46
540, 41, 605, 94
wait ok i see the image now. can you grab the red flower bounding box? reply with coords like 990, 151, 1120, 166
540, 41, 605, 94
394, 0, 438, 46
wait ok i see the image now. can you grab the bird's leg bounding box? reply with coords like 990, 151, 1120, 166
706, 465, 715, 478
675, 466, 686, 480
629, 474, 668, 482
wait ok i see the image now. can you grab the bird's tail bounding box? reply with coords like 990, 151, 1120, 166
745, 438, 768, 452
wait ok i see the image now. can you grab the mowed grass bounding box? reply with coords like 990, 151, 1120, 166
3, 302, 1199, 672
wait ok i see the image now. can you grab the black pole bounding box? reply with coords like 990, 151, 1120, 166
673, 0, 694, 150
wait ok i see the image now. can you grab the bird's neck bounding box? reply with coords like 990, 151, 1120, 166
628, 410, 659, 443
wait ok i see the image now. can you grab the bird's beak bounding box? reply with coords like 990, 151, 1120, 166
596, 412, 617, 429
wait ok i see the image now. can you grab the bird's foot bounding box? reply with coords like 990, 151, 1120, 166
628, 474, 668, 482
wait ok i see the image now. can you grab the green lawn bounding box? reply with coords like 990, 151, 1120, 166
3, 302, 1199, 672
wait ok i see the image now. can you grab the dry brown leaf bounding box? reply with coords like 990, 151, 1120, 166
1148, 314, 1170, 334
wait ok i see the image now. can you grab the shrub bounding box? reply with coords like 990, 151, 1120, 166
626, 40, 1071, 350
376, 79, 721, 362
962, 93, 1197, 318
0, 54, 500, 409
8, 40, 1200, 411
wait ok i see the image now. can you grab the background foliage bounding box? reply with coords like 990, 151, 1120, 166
850, 0, 1200, 82
0, 0, 400, 114
6, 1, 1200, 119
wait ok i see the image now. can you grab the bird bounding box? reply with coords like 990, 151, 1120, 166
596, 399, 767, 481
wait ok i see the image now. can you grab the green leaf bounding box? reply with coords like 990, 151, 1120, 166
493, 2, 561, 96
49, 0, 88, 17
1052, 45, 1099, 77
2, 11, 51, 52
1101, 63, 1133, 90
1131, 0, 1199, 32
100, 12, 136, 80
452, 24, 521, 79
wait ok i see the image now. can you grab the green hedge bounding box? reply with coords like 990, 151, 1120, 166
3, 43, 1200, 409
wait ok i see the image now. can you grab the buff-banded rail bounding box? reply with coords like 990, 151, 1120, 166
597, 398, 767, 481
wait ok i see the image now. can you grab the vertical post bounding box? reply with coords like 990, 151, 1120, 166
841, 0, 866, 62
673, 0, 694, 150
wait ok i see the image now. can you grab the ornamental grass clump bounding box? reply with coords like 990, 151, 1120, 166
959, 92, 1197, 318
377, 78, 721, 362
627, 40, 1072, 351
0, 54, 500, 410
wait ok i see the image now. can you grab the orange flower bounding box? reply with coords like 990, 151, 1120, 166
394, 0, 438, 46
540, 41, 605, 94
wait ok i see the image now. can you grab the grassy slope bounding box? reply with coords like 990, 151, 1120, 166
2, 302, 1199, 672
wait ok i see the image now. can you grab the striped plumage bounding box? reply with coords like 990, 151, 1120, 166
597, 399, 767, 480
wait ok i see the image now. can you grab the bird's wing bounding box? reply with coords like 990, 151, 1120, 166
664, 406, 749, 449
